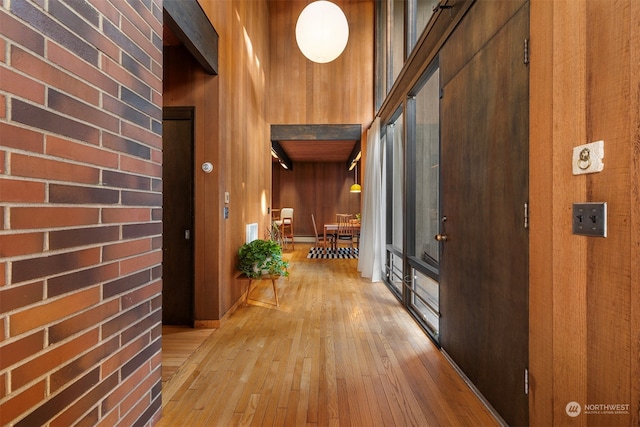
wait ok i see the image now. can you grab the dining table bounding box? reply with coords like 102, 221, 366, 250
323, 221, 361, 251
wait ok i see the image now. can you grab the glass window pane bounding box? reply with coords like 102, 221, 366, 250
391, 0, 405, 83
416, 0, 438, 39
375, 0, 387, 109
411, 268, 439, 335
414, 68, 439, 263
392, 114, 403, 249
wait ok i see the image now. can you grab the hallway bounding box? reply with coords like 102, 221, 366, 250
159, 244, 499, 426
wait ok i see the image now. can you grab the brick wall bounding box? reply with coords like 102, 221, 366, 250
0, 0, 163, 425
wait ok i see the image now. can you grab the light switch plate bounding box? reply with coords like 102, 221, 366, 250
572, 202, 607, 237
225, 192, 230, 204
572, 140, 604, 175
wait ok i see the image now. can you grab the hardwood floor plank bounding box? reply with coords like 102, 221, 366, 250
159, 244, 499, 427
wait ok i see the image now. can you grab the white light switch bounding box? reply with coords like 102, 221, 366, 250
225, 192, 230, 204
572, 140, 604, 175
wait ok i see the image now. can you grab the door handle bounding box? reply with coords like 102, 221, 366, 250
435, 233, 448, 242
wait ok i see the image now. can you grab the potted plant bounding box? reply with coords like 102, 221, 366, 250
237, 239, 289, 279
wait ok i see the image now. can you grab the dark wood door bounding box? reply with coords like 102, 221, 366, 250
162, 107, 195, 325
439, 2, 529, 425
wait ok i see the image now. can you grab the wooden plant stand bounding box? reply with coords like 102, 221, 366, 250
236, 273, 280, 306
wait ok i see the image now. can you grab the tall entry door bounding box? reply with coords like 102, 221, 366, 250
439, 2, 529, 426
162, 107, 195, 325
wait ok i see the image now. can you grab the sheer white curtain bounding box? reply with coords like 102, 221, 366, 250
358, 118, 385, 282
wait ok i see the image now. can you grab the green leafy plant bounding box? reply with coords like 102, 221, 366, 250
237, 239, 289, 279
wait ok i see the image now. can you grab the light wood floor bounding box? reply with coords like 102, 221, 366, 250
159, 244, 499, 426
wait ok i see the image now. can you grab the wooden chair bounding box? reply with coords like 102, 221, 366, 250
312, 214, 333, 248
274, 207, 294, 249
334, 214, 355, 250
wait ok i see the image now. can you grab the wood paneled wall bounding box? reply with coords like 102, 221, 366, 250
272, 163, 361, 237
268, 0, 374, 196
165, 0, 272, 323
164, 0, 373, 323
268, 0, 374, 126
529, 1, 640, 425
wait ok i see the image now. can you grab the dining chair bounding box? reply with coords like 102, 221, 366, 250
334, 214, 354, 250
274, 207, 294, 249
311, 214, 333, 248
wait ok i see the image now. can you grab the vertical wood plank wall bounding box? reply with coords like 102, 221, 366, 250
268, 0, 375, 221
272, 162, 361, 237
165, 0, 271, 323
529, 1, 640, 425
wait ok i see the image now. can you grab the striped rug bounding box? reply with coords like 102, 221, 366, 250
307, 247, 359, 259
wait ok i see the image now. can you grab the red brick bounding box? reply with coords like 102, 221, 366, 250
11, 329, 99, 390
0, 37, 5, 62
0, 9, 45, 56
49, 184, 119, 204
0, 263, 5, 287
151, 294, 162, 312
50, 373, 118, 427
12, 153, 100, 184
151, 237, 162, 254
0, 232, 44, 258
0, 281, 44, 314
117, 387, 151, 427
0, 66, 45, 105
0, 330, 44, 370
102, 301, 149, 339
121, 121, 161, 149
49, 300, 119, 344
121, 18, 159, 65
71, 407, 99, 427
0, 178, 46, 203
95, 406, 119, 427
101, 333, 149, 379
0, 372, 5, 399
87, 0, 120, 33
48, 262, 120, 298
102, 208, 151, 224
49, 226, 120, 251
48, 89, 119, 132
120, 251, 162, 276
0, 380, 45, 426
46, 136, 118, 168
121, 280, 161, 309
121, 190, 161, 206
0, 150, 4, 173
151, 147, 162, 164
11, 207, 99, 229
50, 337, 119, 392
101, 56, 152, 101
120, 364, 158, 417
102, 356, 150, 413
0, 94, 5, 118
102, 238, 151, 261
12, 99, 101, 146
0, 122, 44, 152
122, 309, 161, 345
47, 42, 118, 97
0, 317, 4, 341
12, 45, 99, 106
10, 287, 101, 336
16, 368, 100, 426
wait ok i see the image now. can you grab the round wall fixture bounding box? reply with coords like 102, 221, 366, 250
202, 162, 213, 173
295, 1, 349, 63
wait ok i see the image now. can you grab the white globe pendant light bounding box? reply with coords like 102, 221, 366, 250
295, 1, 349, 63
